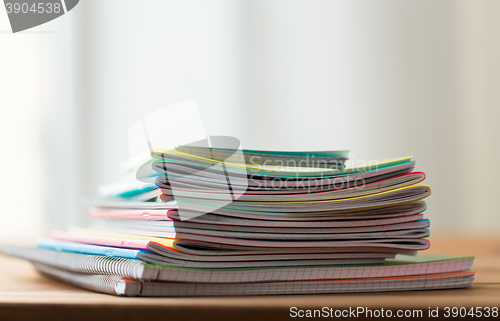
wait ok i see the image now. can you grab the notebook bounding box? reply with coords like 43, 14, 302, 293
50, 229, 431, 255
172, 145, 349, 168
34, 262, 475, 296
89, 219, 431, 241
151, 150, 411, 178
85, 199, 427, 222
35, 238, 148, 260
85, 185, 431, 220
90, 217, 430, 234
3, 245, 474, 283
35, 238, 388, 268
154, 159, 416, 191
159, 172, 426, 201
89, 207, 425, 226
174, 185, 431, 213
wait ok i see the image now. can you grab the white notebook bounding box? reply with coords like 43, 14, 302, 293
34, 262, 474, 297
4, 245, 474, 283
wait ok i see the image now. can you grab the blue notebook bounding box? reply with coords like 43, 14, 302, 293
36, 238, 150, 259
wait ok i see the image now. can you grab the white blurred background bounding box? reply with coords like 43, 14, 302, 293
0, 0, 499, 239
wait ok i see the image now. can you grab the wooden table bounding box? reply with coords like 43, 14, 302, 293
0, 233, 499, 320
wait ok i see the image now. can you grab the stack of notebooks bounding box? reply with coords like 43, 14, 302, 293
3, 147, 475, 296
